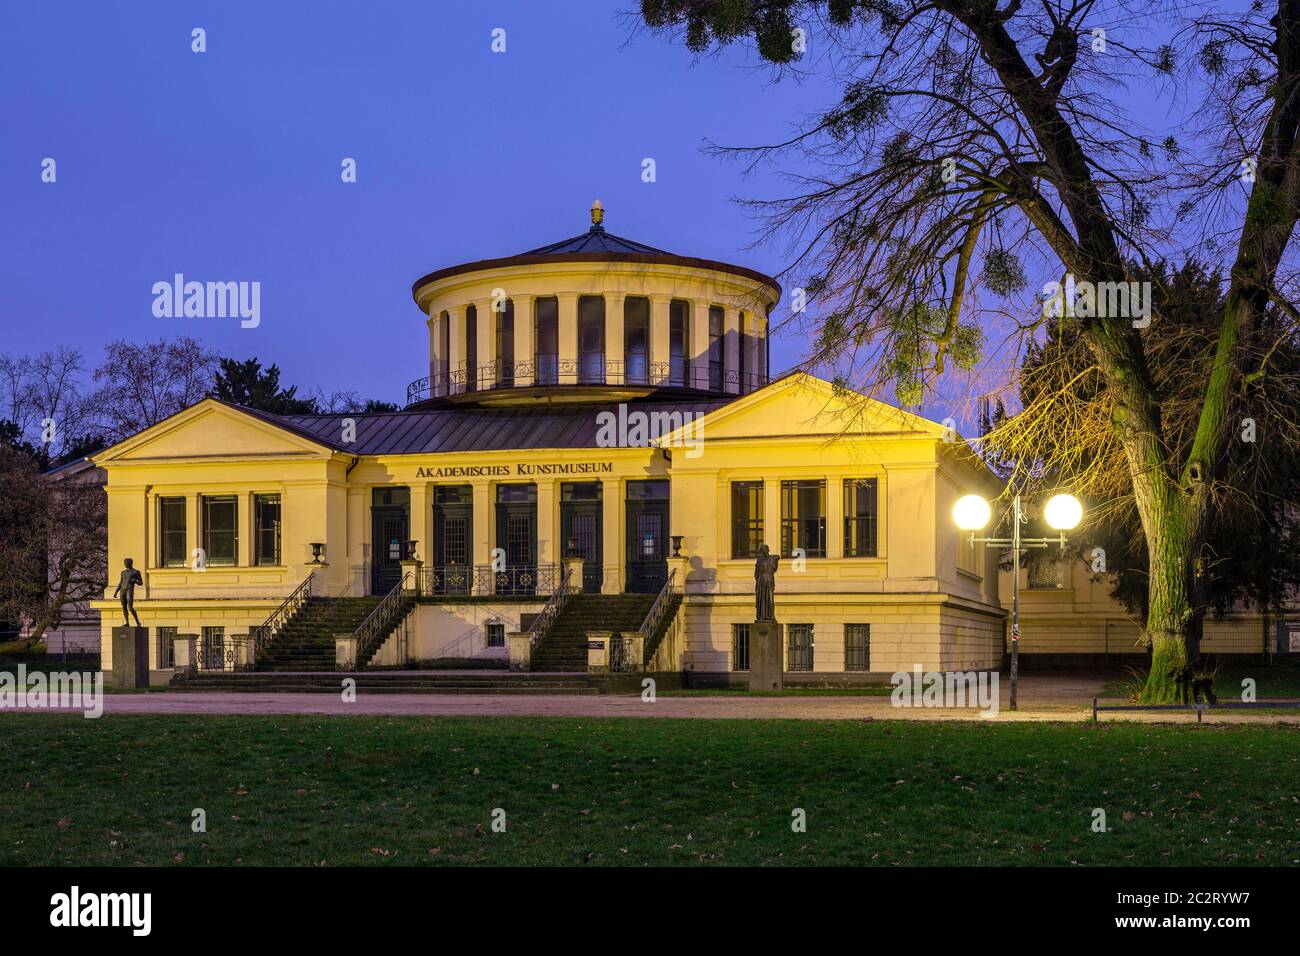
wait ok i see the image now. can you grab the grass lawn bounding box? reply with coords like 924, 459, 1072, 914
1101, 664, 1300, 701
2, 715, 1296, 866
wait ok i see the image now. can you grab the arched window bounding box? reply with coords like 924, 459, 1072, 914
535, 297, 558, 385
669, 299, 690, 387
624, 297, 650, 385
496, 299, 515, 387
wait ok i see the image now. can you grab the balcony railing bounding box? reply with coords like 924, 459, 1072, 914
421, 563, 562, 598
407, 360, 771, 406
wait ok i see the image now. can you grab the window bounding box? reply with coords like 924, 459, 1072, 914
708, 305, 724, 390
843, 478, 879, 557
732, 624, 750, 672
738, 311, 747, 390
156, 626, 177, 669
496, 299, 515, 386
780, 480, 826, 558
159, 496, 187, 567
464, 304, 478, 392
845, 624, 870, 671
486, 622, 505, 648
1027, 554, 1060, 588
788, 624, 814, 671
578, 296, 605, 384
624, 297, 650, 384
535, 297, 558, 385
254, 494, 281, 565
730, 481, 764, 558
669, 299, 690, 387
201, 495, 238, 566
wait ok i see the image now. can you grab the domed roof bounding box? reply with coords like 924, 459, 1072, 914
411, 201, 780, 298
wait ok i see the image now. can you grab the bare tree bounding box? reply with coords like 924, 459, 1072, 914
639, 0, 1300, 701
91, 337, 218, 442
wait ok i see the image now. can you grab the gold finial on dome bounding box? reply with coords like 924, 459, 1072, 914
590, 199, 604, 227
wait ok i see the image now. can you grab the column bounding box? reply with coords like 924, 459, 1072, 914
605, 292, 625, 384
409, 483, 432, 568
763, 479, 781, 556
471, 481, 492, 576
237, 492, 253, 567
514, 294, 534, 387
446, 305, 466, 394
346, 487, 367, 595
476, 298, 496, 390
724, 306, 742, 395
650, 294, 672, 386
427, 308, 442, 396
557, 293, 578, 385
601, 477, 621, 594
536, 480, 558, 568
690, 300, 710, 391
826, 478, 844, 560
186, 495, 200, 569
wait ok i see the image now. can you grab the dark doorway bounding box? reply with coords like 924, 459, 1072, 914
370, 487, 410, 595
494, 484, 537, 595
433, 485, 473, 594
625, 480, 669, 593
561, 482, 603, 592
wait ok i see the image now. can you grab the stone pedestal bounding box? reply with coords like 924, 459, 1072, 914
749, 620, 783, 691
507, 632, 531, 671
335, 634, 358, 671
586, 631, 610, 673
563, 555, 586, 591
400, 558, 423, 596
111, 626, 150, 689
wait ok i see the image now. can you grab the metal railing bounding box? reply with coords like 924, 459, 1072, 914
526, 563, 577, 651
422, 563, 561, 598
252, 571, 314, 657
636, 568, 678, 648
609, 634, 633, 673
353, 572, 415, 668
407, 362, 772, 405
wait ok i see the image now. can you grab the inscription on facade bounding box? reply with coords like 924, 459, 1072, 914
414, 462, 616, 479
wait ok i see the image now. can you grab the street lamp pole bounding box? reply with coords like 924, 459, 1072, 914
956, 490, 1080, 712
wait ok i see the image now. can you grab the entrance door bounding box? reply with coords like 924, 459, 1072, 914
433, 485, 473, 595
371, 508, 409, 595
625, 480, 669, 593
561, 482, 602, 593
494, 484, 537, 595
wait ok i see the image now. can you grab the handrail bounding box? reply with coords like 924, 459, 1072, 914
252, 571, 314, 657
637, 568, 678, 642
526, 563, 576, 650
353, 572, 414, 668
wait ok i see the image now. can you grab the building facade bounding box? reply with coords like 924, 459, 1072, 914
88, 204, 1291, 680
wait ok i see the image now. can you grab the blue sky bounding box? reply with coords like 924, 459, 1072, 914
1, 1, 842, 406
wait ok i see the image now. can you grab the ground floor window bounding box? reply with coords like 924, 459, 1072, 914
732, 623, 750, 671
845, 623, 870, 671
156, 626, 177, 669
787, 623, 814, 671
486, 622, 505, 648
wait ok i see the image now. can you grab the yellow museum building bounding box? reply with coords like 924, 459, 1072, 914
88, 205, 1281, 684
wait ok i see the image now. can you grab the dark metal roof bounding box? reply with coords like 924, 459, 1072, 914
519, 225, 668, 256
270, 397, 736, 456
411, 216, 781, 299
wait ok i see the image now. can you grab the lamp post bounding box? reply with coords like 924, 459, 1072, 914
952, 491, 1083, 711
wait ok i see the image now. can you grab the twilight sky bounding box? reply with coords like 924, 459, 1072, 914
3, 1, 1194, 422
1, 1, 847, 407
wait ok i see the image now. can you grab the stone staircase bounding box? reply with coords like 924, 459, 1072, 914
173, 670, 602, 694
530, 593, 678, 671
253, 596, 385, 671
